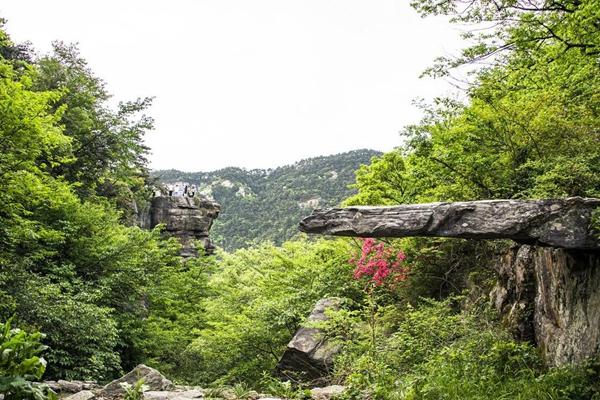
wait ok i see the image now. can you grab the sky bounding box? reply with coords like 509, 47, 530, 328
1, 0, 465, 172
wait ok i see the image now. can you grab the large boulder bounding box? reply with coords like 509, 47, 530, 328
275, 298, 343, 383
99, 364, 173, 398
299, 197, 600, 250
490, 245, 537, 343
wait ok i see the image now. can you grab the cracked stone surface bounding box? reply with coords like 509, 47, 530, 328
299, 197, 600, 250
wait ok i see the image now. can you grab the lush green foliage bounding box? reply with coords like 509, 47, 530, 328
331, 299, 600, 400
33, 42, 154, 208
347, 5, 600, 206
132, 255, 215, 379
154, 149, 381, 250
121, 379, 147, 400
333, 0, 600, 398
0, 319, 57, 400
181, 238, 364, 385
411, 0, 600, 77
0, 23, 206, 381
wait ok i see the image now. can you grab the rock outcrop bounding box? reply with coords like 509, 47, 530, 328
491, 245, 600, 366
299, 197, 600, 250
99, 364, 173, 398
54, 365, 345, 400
490, 245, 537, 343
148, 196, 220, 256
299, 198, 600, 367
276, 298, 343, 383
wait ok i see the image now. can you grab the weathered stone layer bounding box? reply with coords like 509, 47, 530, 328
299, 197, 600, 250
150, 196, 220, 256
491, 245, 600, 366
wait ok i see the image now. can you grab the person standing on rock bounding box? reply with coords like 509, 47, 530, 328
173, 183, 183, 197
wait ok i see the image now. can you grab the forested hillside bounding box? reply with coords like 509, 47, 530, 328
153, 149, 380, 250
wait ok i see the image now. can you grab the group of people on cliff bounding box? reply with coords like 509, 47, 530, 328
155, 182, 198, 198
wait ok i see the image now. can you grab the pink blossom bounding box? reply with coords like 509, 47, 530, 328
349, 238, 409, 286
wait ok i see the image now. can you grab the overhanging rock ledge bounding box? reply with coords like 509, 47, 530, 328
299, 197, 600, 250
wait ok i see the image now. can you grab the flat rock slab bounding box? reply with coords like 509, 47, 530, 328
299, 197, 600, 250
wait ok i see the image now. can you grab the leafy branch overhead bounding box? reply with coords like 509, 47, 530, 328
412, 0, 600, 77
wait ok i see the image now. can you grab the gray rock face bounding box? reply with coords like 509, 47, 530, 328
490, 245, 537, 343
57, 380, 83, 393
149, 196, 220, 256
276, 298, 343, 383
490, 245, 600, 366
299, 197, 600, 250
534, 248, 600, 366
99, 364, 173, 399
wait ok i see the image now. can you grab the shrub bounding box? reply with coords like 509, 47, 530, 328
333, 299, 600, 400
0, 318, 57, 400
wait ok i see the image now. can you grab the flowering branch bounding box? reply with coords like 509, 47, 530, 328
349, 238, 408, 287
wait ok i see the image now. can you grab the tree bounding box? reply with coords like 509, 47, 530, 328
33, 42, 153, 207
411, 0, 600, 77
183, 239, 363, 385
0, 28, 188, 380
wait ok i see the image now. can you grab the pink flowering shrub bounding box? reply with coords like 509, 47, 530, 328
349, 238, 408, 287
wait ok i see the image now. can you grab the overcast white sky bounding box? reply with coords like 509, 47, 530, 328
1, 1, 464, 172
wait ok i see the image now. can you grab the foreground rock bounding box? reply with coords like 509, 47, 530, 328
99, 364, 173, 398
276, 298, 343, 383
58, 364, 345, 400
44, 380, 99, 393
149, 195, 220, 256
143, 390, 203, 399
299, 197, 600, 250
66, 391, 96, 400
310, 385, 345, 400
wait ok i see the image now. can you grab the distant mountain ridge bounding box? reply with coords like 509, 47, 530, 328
152, 149, 381, 250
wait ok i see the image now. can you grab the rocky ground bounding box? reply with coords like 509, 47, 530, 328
48, 365, 344, 400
